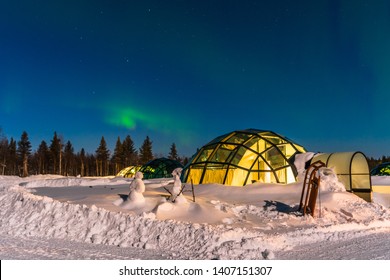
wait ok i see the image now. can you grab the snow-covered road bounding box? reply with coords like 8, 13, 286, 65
0, 232, 168, 260
277, 230, 390, 260
2, 229, 390, 260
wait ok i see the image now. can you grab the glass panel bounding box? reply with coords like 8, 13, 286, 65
237, 149, 257, 169
261, 132, 286, 145
278, 144, 295, 158
264, 147, 286, 169
337, 174, 351, 191
210, 147, 233, 162
327, 152, 352, 174
250, 158, 267, 171
229, 168, 247, 186
286, 167, 296, 183
231, 146, 247, 165
195, 145, 217, 162
202, 165, 227, 184
186, 166, 204, 185
246, 137, 263, 153
312, 153, 330, 166
351, 174, 371, 191
225, 148, 237, 163
249, 170, 277, 183
220, 143, 237, 150
351, 153, 370, 174
274, 167, 287, 183
226, 133, 251, 144
224, 165, 236, 185
248, 171, 262, 183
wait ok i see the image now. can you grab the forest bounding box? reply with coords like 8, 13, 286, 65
0, 130, 186, 177
0, 129, 388, 178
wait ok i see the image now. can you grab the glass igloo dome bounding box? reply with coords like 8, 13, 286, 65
183, 129, 306, 186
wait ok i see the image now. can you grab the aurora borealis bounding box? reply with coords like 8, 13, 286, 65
1, 0, 390, 158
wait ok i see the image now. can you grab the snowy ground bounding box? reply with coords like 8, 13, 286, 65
1, 172, 390, 260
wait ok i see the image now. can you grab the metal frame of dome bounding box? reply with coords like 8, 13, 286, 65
183, 129, 306, 186
139, 157, 184, 179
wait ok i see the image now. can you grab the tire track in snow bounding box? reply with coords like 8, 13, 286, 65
0, 232, 168, 260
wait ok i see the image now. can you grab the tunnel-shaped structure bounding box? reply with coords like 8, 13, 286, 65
183, 129, 306, 186
312, 151, 372, 201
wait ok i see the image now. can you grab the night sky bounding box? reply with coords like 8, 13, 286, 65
1, 0, 390, 158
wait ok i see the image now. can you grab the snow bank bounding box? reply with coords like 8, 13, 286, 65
294, 152, 315, 182
18, 176, 130, 188
1, 174, 390, 259
0, 186, 275, 259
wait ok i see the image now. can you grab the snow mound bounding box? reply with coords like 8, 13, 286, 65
18, 176, 130, 189
0, 186, 274, 259
319, 167, 346, 192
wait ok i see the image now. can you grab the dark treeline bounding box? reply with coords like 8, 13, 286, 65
367, 156, 390, 171
0, 130, 188, 177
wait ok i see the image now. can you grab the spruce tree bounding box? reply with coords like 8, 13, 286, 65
95, 136, 110, 176
87, 153, 96, 176
122, 135, 138, 166
17, 131, 32, 177
78, 148, 86, 177
50, 132, 62, 174
37, 140, 50, 174
7, 138, 17, 175
139, 136, 153, 165
64, 140, 74, 176
112, 136, 123, 174
168, 143, 179, 161
0, 131, 7, 175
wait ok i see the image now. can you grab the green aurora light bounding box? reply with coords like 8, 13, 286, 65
102, 101, 198, 147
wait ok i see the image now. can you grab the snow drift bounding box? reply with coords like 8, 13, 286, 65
1, 167, 390, 260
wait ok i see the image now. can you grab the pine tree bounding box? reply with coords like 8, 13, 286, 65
95, 136, 110, 176
139, 136, 153, 165
86, 153, 96, 176
112, 136, 123, 174
37, 140, 50, 174
122, 135, 138, 166
7, 138, 17, 175
79, 148, 86, 177
17, 131, 32, 177
64, 140, 75, 176
168, 143, 179, 161
0, 130, 7, 175
50, 132, 62, 174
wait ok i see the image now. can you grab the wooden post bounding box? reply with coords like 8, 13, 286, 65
191, 179, 195, 202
